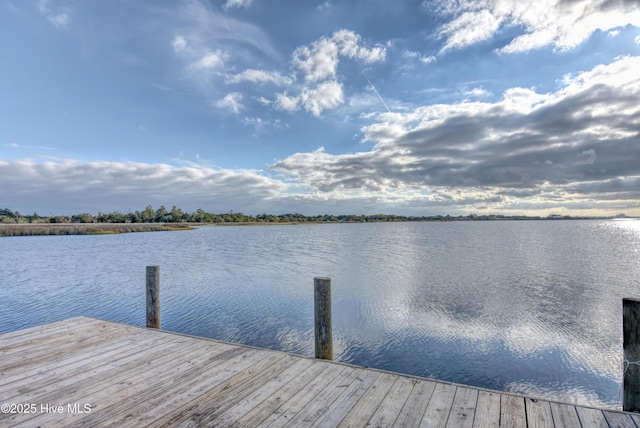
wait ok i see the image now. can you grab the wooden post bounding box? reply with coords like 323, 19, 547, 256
623, 298, 640, 412
146, 266, 160, 329
314, 277, 333, 360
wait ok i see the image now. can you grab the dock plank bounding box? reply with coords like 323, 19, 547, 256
472, 390, 500, 427
259, 364, 352, 427
0, 316, 103, 341
420, 382, 457, 428
111, 347, 269, 428
0, 330, 181, 397
168, 353, 297, 427
446, 385, 478, 428
549, 402, 581, 428
0, 317, 636, 428
525, 398, 553, 428
0, 327, 149, 377
288, 366, 367, 427
64, 349, 268, 427
575, 406, 608, 427
393, 379, 437, 427
500, 394, 527, 428
603, 410, 638, 427
0, 320, 123, 362
231, 359, 337, 427
1, 333, 206, 404
337, 371, 399, 428
3, 337, 232, 426
212, 357, 320, 427
365, 375, 416, 428
309, 369, 380, 427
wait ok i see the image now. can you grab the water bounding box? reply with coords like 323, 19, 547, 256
1, 220, 639, 409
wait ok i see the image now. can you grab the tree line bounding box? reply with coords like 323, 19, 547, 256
2, 207, 604, 225
0, 206, 442, 224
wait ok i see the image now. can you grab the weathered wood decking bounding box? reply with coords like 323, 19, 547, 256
0, 317, 637, 427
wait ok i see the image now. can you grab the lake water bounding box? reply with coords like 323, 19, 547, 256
1, 220, 639, 409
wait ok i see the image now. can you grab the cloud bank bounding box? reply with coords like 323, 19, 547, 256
271, 55, 640, 215
0, 158, 286, 214
2, 55, 639, 216
432, 0, 640, 53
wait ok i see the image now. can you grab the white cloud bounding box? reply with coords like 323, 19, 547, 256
274, 92, 300, 112
216, 92, 244, 113
464, 87, 491, 99
48, 8, 71, 29
300, 81, 344, 116
172, 15, 384, 119
280, 30, 386, 116
172, 32, 227, 87
189, 50, 226, 71
256, 96, 272, 106
293, 37, 340, 82
170, 1, 278, 94
271, 56, 640, 215
0, 158, 286, 214
242, 116, 287, 133
433, 0, 640, 54
226, 69, 292, 86
292, 30, 386, 82
403, 50, 436, 64
172, 35, 188, 53
317, 1, 332, 12
331, 29, 386, 62
5, 142, 56, 151
223, 0, 253, 10
501, 87, 548, 112
37, 0, 71, 30
439, 9, 501, 52
274, 82, 345, 117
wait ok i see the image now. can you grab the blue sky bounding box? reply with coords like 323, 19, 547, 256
1, 0, 639, 216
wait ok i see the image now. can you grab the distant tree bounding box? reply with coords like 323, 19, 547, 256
0, 208, 16, 223
141, 205, 155, 223
71, 213, 94, 223
170, 205, 185, 222
49, 215, 70, 223
190, 208, 209, 223
155, 205, 169, 222
127, 210, 142, 223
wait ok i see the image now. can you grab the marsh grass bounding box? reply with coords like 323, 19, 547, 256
0, 223, 195, 237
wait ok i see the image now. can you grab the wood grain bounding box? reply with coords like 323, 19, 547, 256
1, 316, 638, 428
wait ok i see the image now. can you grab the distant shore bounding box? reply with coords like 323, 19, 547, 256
1, 215, 636, 236
1, 207, 634, 230
0, 223, 196, 237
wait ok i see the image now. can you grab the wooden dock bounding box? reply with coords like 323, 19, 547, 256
0, 317, 637, 427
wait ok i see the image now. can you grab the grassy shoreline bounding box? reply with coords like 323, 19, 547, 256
0, 222, 309, 236
0, 223, 196, 237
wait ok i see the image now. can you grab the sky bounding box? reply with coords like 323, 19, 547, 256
1, 0, 639, 217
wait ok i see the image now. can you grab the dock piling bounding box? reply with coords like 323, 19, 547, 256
146, 266, 160, 329
314, 277, 333, 360
623, 298, 640, 412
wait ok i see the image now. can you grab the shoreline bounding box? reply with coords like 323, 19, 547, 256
1, 216, 636, 237
0, 223, 196, 237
